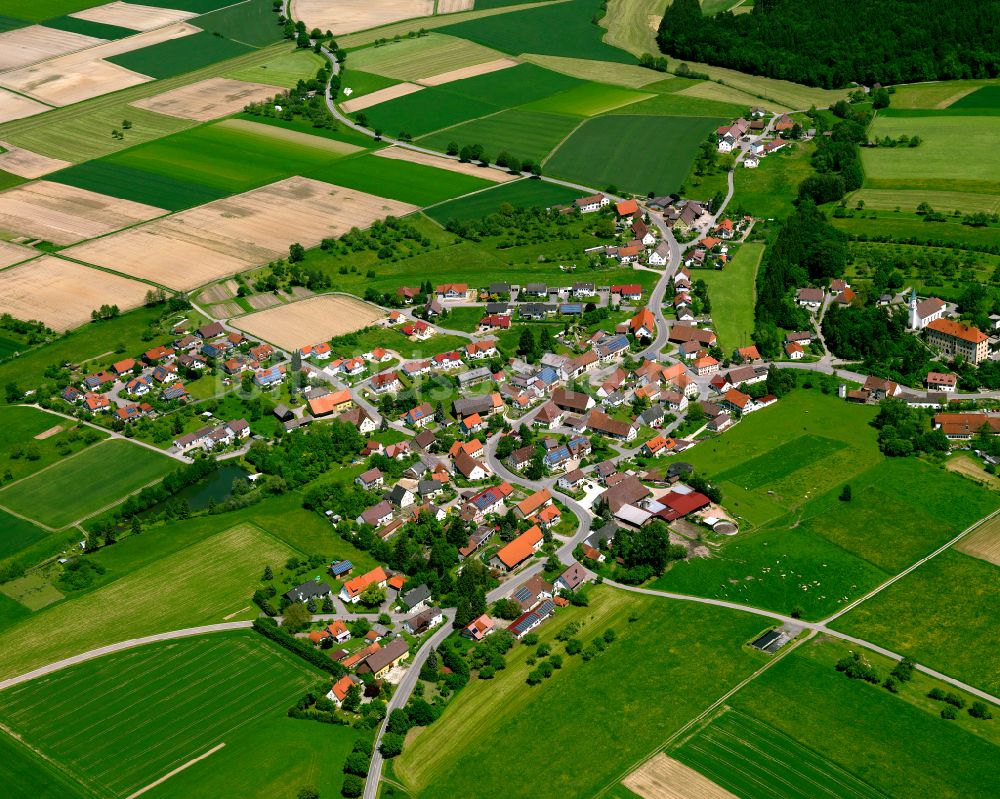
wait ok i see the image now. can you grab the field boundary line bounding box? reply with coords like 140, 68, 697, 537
124, 742, 225, 799
593, 629, 815, 798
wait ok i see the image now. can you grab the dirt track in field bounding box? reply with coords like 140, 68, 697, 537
341, 82, 423, 112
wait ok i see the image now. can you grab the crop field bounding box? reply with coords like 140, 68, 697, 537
698, 243, 762, 351
107, 29, 254, 78
889, 79, 1000, 110
4, 101, 195, 162
0, 439, 174, 528
132, 76, 279, 120
337, 68, 401, 101
65, 176, 415, 290
845, 187, 1000, 215
41, 14, 135, 39
676, 80, 794, 113
311, 152, 492, 204
68, 2, 199, 31
0, 256, 155, 333
441, 0, 636, 63
523, 81, 653, 116
418, 56, 519, 85
0, 25, 103, 73
0, 141, 69, 178
833, 548, 1000, 698
232, 293, 386, 350
435, 62, 583, 106
0, 633, 318, 798
372, 145, 516, 182
727, 638, 1000, 799
670, 710, 887, 799
224, 47, 324, 86
623, 753, 738, 799
957, 513, 1000, 567
86, 119, 358, 196
613, 88, 749, 118
345, 32, 505, 81
193, 0, 284, 48
0, 523, 294, 680
355, 84, 499, 136
0, 89, 49, 124
545, 114, 722, 195
861, 114, 1000, 194
50, 159, 228, 211
0, 511, 48, 561
0, 727, 90, 799
424, 178, 581, 222
293, 0, 434, 35
395, 587, 765, 798
2, 0, 108, 21
520, 53, 666, 88
419, 109, 582, 164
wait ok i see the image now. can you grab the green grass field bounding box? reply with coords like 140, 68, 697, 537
522, 81, 654, 116
733, 143, 816, 218
311, 152, 493, 205
0, 523, 294, 680
845, 188, 1000, 215
108, 30, 255, 79
91, 120, 356, 197
0, 511, 47, 561
699, 242, 762, 351
224, 48, 324, 87
0, 440, 174, 529
1, 0, 103, 21
395, 587, 766, 797
862, 114, 1000, 194
0, 727, 90, 799
0, 405, 108, 484
441, 0, 636, 63
0, 633, 325, 798
889, 79, 1000, 110
650, 389, 999, 618
193, 0, 283, 48
425, 178, 582, 222
722, 637, 1000, 799
420, 109, 581, 163
441, 62, 584, 107
356, 86, 499, 137
830, 214, 1000, 250
346, 33, 505, 81
672, 709, 887, 799
608, 88, 754, 118
601, 0, 666, 56
833, 549, 1000, 698
50, 160, 228, 211
948, 85, 1000, 110
519, 54, 665, 88
545, 114, 723, 195
339, 67, 400, 99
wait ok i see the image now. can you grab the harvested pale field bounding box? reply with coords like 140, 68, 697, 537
0, 256, 152, 332
520, 53, 666, 88
418, 57, 519, 86
0, 26, 104, 73
676, 81, 794, 113
198, 278, 240, 303
209, 300, 242, 318
374, 145, 515, 182
346, 32, 503, 81
64, 176, 418, 290
0, 57, 149, 107
341, 82, 423, 112
0, 180, 166, 246
217, 118, 363, 154
438, 0, 474, 12
0, 141, 69, 178
623, 753, 738, 799
0, 89, 50, 124
0, 241, 36, 268
293, 0, 434, 35
247, 292, 283, 309
957, 514, 1000, 567
234, 294, 385, 350
69, 1, 198, 31
132, 77, 283, 121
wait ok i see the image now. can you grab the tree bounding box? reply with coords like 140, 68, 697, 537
380, 732, 405, 758
343, 752, 369, 776
297, 787, 320, 799
839, 484, 852, 502
289, 242, 306, 262
262, 565, 273, 581
342, 683, 362, 712
969, 701, 993, 720
341, 775, 363, 797
359, 584, 385, 608
282, 602, 311, 632
420, 647, 439, 681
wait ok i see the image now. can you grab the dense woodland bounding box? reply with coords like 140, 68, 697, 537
657, 0, 1000, 88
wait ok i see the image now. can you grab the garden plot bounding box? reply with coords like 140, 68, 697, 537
131, 76, 281, 121
292, 0, 434, 34
0, 141, 69, 177
197, 278, 239, 303
418, 57, 518, 86
624, 754, 738, 799
373, 145, 515, 182
341, 82, 423, 112
0, 240, 35, 268
0, 89, 50, 123
0, 256, 152, 332
69, 1, 198, 30
0, 180, 166, 246
64, 176, 418, 290
0, 25, 104, 72
233, 294, 385, 350
0, 22, 200, 106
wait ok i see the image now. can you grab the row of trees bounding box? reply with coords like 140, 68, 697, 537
657, 0, 1000, 88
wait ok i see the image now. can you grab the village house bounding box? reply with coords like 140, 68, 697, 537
340, 566, 389, 603
462, 614, 495, 641
436, 283, 468, 301
796, 288, 824, 309
284, 579, 332, 604
515, 488, 553, 520
926, 371, 957, 392
326, 674, 363, 706
933, 412, 1000, 440
925, 318, 989, 364
357, 638, 409, 678
554, 563, 588, 594
357, 501, 394, 530
403, 607, 444, 636
574, 193, 609, 213
587, 410, 637, 441
371, 371, 403, 393
490, 525, 544, 572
